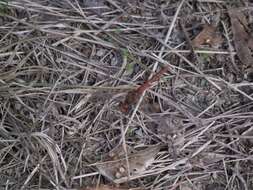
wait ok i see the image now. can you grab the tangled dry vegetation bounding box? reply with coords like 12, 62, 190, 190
1, 0, 253, 189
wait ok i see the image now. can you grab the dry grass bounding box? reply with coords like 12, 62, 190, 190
0, 0, 253, 189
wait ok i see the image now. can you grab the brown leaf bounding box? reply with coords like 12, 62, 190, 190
229, 9, 253, 68
192, 24, 223, 48
96, 145, 161, 183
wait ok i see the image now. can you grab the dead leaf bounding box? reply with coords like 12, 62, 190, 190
107, 143, 135, 160
96, 145, 161, 183
80, 185, 128, 190
229, 9, 253, 68
192, 24, 223, 48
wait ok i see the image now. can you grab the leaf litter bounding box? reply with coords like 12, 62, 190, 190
96, 145, 161, 183
1, 1, 253, 190
228, 9, 253, 71
192, 24, 223, 48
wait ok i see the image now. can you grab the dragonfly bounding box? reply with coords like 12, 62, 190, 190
119, 65, 170, 113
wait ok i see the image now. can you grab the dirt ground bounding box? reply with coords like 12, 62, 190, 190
0, 0, 253, 189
